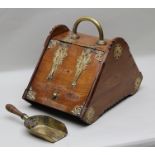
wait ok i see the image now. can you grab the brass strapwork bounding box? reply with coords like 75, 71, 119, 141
47, 43, 68, 80
72, 48, 92, 87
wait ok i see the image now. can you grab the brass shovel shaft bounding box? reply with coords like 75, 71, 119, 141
6, 104, 29, 120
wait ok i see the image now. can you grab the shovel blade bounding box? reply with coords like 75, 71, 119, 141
24, 115, 68, 143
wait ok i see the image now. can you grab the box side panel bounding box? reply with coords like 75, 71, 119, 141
82, 38, 143, 124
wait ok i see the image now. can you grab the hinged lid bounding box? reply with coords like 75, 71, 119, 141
51, 16, 109, 52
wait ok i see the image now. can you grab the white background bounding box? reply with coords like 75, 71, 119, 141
0, 9, 155, 146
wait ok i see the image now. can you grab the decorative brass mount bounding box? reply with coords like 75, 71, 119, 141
95, 50, 105, 62
47, 43, 68, 80
71, 105, 83, 116
134, 76, 142, 91
72, 48, 92, 87
26, 87, 36, 101
114, 44, 123, 60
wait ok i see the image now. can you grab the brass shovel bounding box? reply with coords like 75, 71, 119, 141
6, 104, 68, 143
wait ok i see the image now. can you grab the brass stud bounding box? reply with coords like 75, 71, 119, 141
114, 44, 123, 60
52, 91, 59, 100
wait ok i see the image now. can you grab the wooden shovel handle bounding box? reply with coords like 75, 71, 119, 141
6, 104, 26, 119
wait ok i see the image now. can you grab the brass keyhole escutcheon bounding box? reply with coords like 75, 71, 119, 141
114, 44, 123, 60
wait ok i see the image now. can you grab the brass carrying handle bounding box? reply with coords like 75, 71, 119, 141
72, 16, 105, 45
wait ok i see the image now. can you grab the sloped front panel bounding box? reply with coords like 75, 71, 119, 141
24, 40, 106, 117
